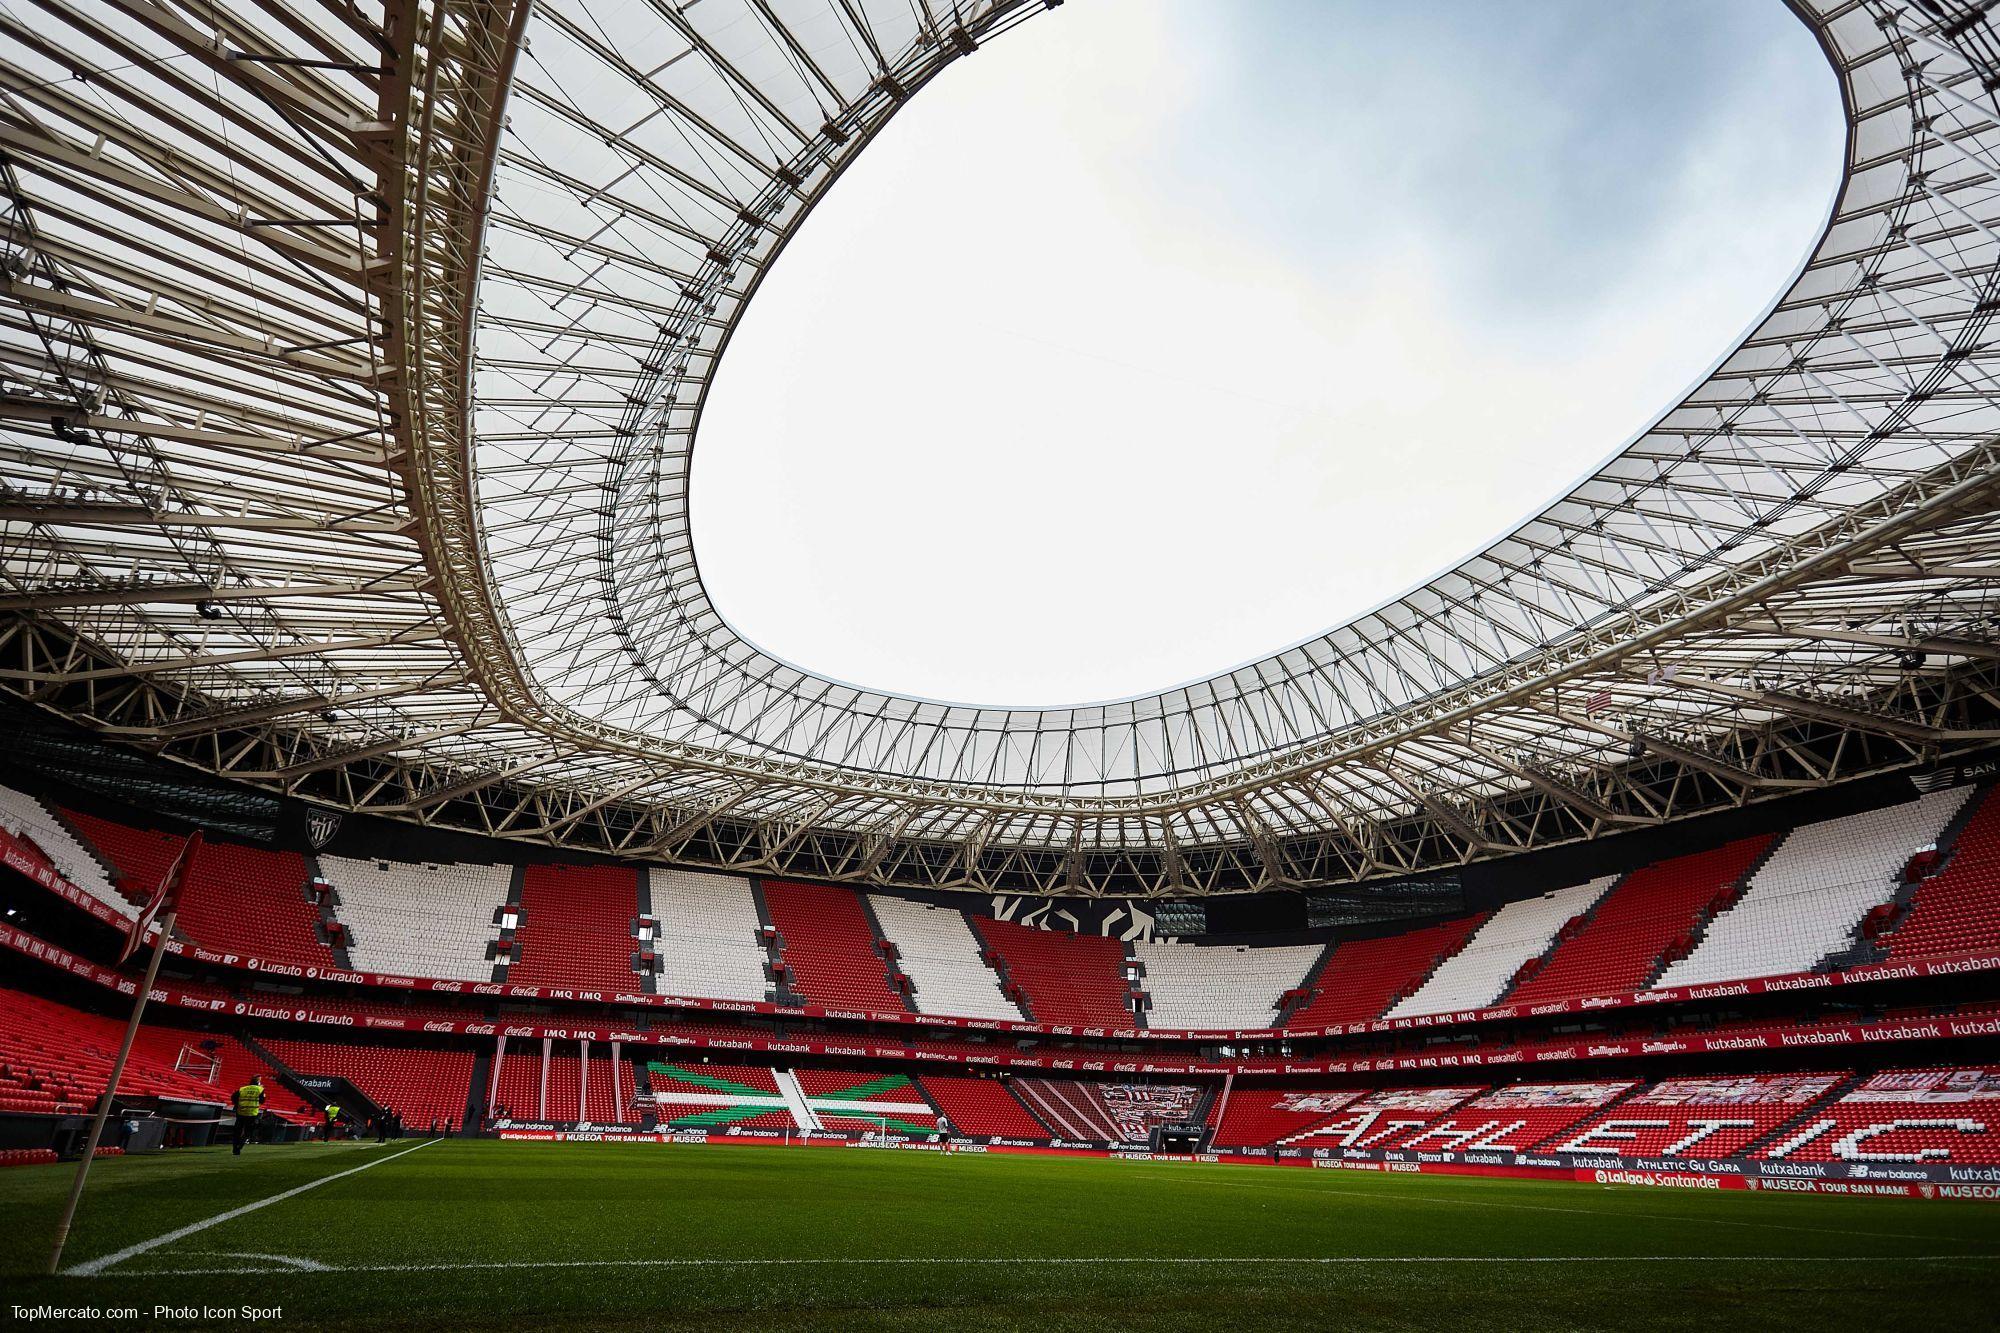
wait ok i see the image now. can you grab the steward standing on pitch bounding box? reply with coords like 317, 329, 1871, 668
230, 1076, 265, 1155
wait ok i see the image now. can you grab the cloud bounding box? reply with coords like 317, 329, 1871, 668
691, 0, 1842, 707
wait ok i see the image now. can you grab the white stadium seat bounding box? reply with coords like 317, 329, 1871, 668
1133, 938, 1323, 1031
0, 783, 133, 920
867, 894, 1024, 1022
1655, 788, 1971, 988
319, 854, 510, 981
1387, 875, 1617, 1018
649, 868, 773, 1004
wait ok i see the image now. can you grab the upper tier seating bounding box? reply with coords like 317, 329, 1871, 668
318, 855, 508, 982
1378, 1081, 1634, 1153
1759, 1067, 2000, 1164
764, 880, 906, 1012
866, 894, 1024, 1022
260, 1036, 475, 1130
0, 988, 229, 1114
176, 838, 334, 969
972, 917, 1135, 1028
1505, 836, 1771, 1003
1550, 1073, 1847, 1158
1285, 1086, 1485, 1150
1210, 1085, 1366, 1148
1657, 789, 1970, 988
1011, 1078, 1200, 1143
793, 1067, 939, 1134
510, 863, 642, 994
1387, 876, 1617, 1018
916, 1074, 1050, 1139
0, 789, 133, 917
1884, 787, 2000, 961
646, 868, 772, 1004
62, 813, 334, 968
1133, 938, 1322, 1031
1283, 914, 1487, 1029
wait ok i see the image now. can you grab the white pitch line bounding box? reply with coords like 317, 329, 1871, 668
89, 1254, 1998, 1278
64, 1138, 439, 1278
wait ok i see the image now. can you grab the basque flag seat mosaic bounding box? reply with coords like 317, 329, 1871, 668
645, 1062, 940, 1134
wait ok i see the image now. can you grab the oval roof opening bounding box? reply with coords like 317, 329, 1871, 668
692, 0, 1842, 708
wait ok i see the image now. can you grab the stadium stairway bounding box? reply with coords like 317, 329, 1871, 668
1735, 1071, 1868, 1158
1819, 789, 1985, 971
466, 1049, 493, 1131
234, 1030, 334, 1118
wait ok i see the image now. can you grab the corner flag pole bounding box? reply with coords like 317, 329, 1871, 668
47, 828, 200, 1275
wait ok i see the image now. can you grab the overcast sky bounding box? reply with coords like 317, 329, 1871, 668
690, 0, 1843, 708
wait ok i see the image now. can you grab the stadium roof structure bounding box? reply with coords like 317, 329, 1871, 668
5, 0, 2000, 896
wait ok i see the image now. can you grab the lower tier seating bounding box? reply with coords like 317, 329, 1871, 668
1210, 1084, 1366, 1148
0, 989, 231, 1113
793, 1067, 939, 1134
1758, 1067, 2000, 1164
1378, 1081, 1635, 1153
916, 1074, 1050, 1139
1011, 1078, 1201, 1143
1550, 1072, 1848, 1158
259, 1036, 475, 1132
1284, 1087, 1486, 1150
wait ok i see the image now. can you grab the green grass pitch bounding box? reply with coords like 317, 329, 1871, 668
0, 1139, 1996, 1331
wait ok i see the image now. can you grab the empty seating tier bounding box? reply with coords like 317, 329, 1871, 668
319, 855, 509, 982
510, 863, 642, 994
971, 917, 1134, 1028
1284, 1086, 1485, 1150
646, 1061, 797, 1132
1758, 1067, 2000, 1164
259, 1037, 475, 1131
176, 838, 333, 969
1388, 876, 1616, 1018
1550, 1073, 1847, 1158
763, 880, 907, 1013
3, 791, 137, 917
793, 1067, 939, 1134
1284, 914, 1486, 1029
1011, 1079, 1201, 1143
916, 1074, 1050, 1139
1505, 836, 1771, 1004
1884, 787, 2000, 961
866, 894, 1024, 1022
647, 868, 772, 1004
1210, 1085, 1365, 1148
1656, 789, 1970, 989
1133, 938, 1322, 1031
0, 989, 231, 1114
1382, 1081, 1634, 1153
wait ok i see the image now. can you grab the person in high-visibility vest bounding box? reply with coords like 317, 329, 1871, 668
323, 1102, 342, 1141
231, 1076, 266, 1156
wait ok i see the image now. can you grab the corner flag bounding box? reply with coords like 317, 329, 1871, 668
120, 828, 199, 966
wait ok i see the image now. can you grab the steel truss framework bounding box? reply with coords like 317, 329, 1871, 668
5, 0, 2000, 896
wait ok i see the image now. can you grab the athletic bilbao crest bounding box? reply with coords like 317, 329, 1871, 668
306, 808, 343, 850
